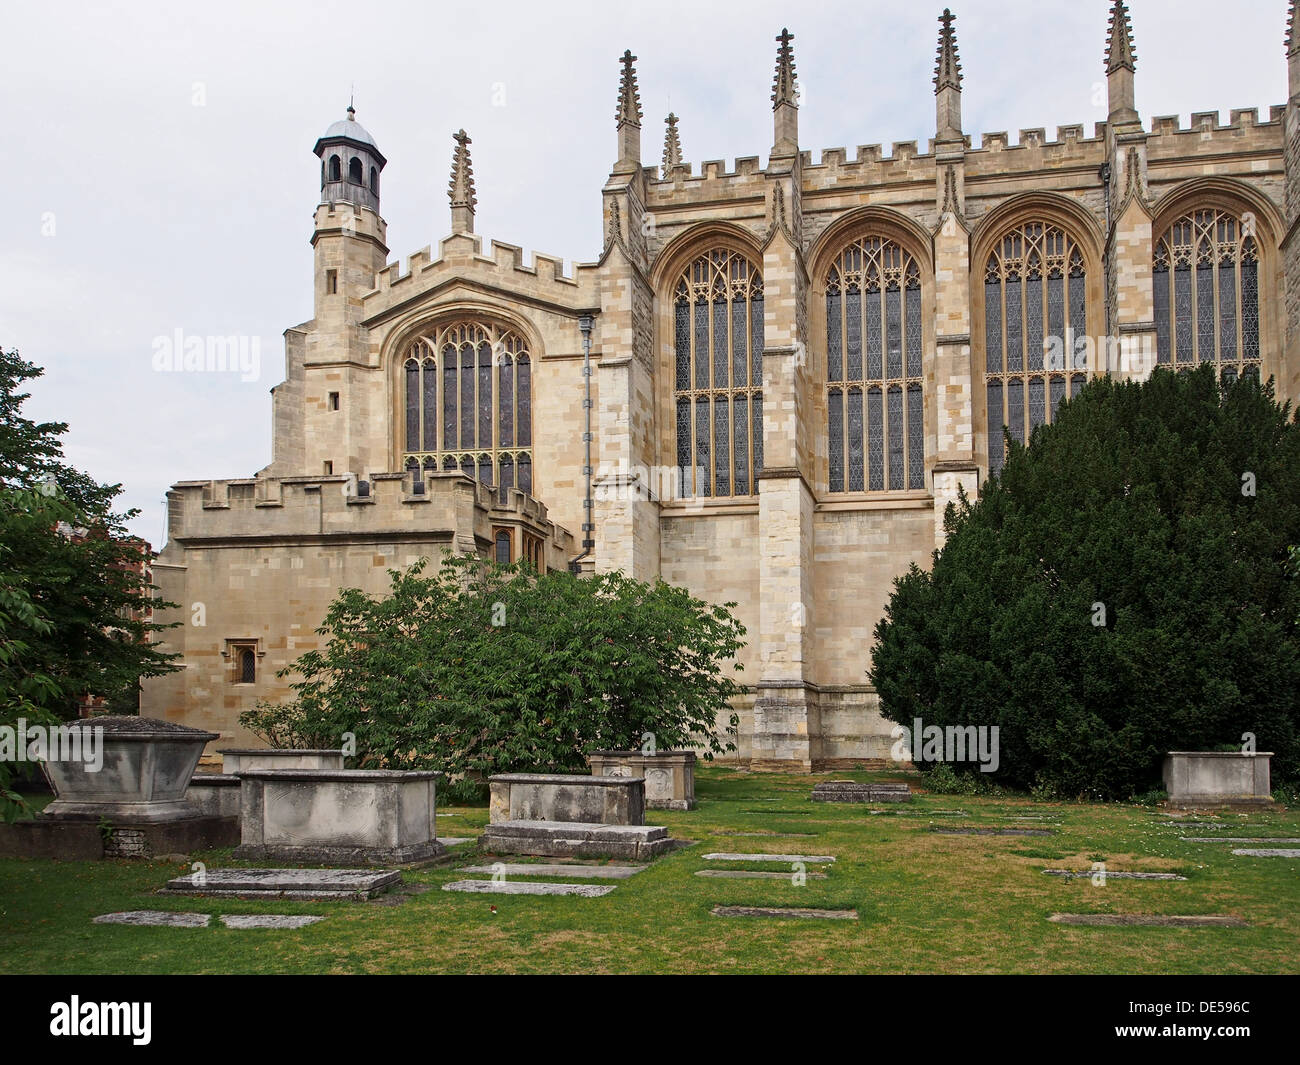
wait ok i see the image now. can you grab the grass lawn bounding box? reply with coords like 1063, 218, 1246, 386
1, 766, 1296, 974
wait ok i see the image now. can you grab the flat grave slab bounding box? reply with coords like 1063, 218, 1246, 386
931, 827, 1053, 836
438, 837, 473, 846
702, 852, 836, 863
1042, 870, 1187, 881
718, 831, 817, 838
163, 867, 400, 900
480, 820, 673, 860
695, 869, 828, 880
219, 914, 324, 929
460, 863, 646, 879
1179, 837, 1300, 844
811, 781, 911, 804
1048, 913, 1246, 928
1231, 848, 1300, 858
93, 910, 210, 927
711, 905, 857, 920
442, 879, 615, 897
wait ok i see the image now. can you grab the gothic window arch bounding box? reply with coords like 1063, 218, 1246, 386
825, 236, 925, 492
983, 220, 1090, 477
1153, 207, 1260, 382
672, 249, 764, 497
401, 321, 533, 494
348, 157, 364, 185
328, 155, 341, 182
369, 166, 379, 195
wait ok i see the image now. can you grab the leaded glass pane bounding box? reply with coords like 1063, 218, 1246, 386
867, 387, 883, 491
1218, 259, 1238, 362
885, 288, 902, 379
905, 286, 921, 378
987, 380, 1004, 476
907, 383, 924, 490
405, 361, 420, 453
1007, 377, 1024, 447
1154, 265, 1171, 364
695, 397, 710, 497
478, 342, 492, 449
846, 289, 863, 380
499, 454, 514, 489
985, 280, 1003, 374
517, 356, 531, 446
443, 351, 457, 449
827, 291, 842, 382
828, 388, 844, 493
460, 346, 475, 448
479, 455, 493, 485
1029, 377, 1046, 432
499, 357, 514, 447
848, 388, 865, 492
1070, 373, 1085, 398
752, 392, 764, 473
1005, 278, 1023, 373
732, 299, 748, 388
865, 288, 882, 380
1049, 375, 1066, 420
887, 385, 904, 489
1047, 274, 1065, 354
422, 360, 437, 451
1026, 275, 1044, 372
460, 455, 474, 480
694, 299, 709, 389
1068, 272, 1087, 362
733, 395, 749, 496
714, 398, 729, 495
1196, 263, 1215, 363
1174, 264, 1193, 363
676, 398, 691, 497
517, 455, 532, 495
713, 298, 728, 389
751, 297, 764, 386
1242, 258, 1259, 359
674, 301, 690, 391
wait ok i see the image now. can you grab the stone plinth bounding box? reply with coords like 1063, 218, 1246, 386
488, 773, 645, 826
587, 751, 696, 810
1163, 752, 1274, 809
233, 769, 444, 865
41, 716, 218, 823
811, 780, 912, 804
480, 820, 674, 860
219, 748, 345, 773
165, 867, 401, 900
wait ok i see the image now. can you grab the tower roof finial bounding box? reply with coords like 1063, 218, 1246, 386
449, 129, 476, 211
662, 113, 683, 178
1106, 0, 1136, 74
772, 28, 797, 110
934, 9, 962, 93
616, 50, 642, 128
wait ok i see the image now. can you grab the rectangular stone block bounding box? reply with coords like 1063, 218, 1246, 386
488, 773, 645, 825
1162, 752, 1273, 809
480, 819, 673, 860
587, 751, 696, 810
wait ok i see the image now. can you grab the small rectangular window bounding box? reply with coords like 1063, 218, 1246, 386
323, 460, 333, 475
493, 527, 513, 565
226, 641, 259, 685
329, 392, 340, 411
326, 269, 338, 294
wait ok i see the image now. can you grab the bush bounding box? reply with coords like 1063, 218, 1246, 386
242, 553, 746, 783
871, 367, 1300, 800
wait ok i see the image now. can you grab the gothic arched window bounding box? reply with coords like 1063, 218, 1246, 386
984, 221, 1090, 478
401, 322, 533, 494
1153, 208, 1261, 382
348, 157, 364, 185
672, 250, 764, 498
369, 167, 379, 195
238, 649, 256, 684
328, 155, 341, 182
825, 237, 925, 492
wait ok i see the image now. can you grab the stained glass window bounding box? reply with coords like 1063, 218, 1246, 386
825, 237, 924, 493
402, 322, 533, 491
1153, 209, 1262, 380
672, 250, 763, 497
984, 221, 1090, 477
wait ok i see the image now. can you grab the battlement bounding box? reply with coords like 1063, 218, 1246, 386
361, 232, 597, 320
165, 472, 575, 558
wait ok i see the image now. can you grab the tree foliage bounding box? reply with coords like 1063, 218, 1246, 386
0, 348, 179, 817
870, 366, 1300, 800
242, 553, 746, 796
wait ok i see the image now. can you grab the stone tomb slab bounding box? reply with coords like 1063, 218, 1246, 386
442, 879, 616, 897
702, 852, 836, 863
811, 781, 912, 804
931, 827, 1053, 836
712, 905, 858, 920
1043, 870, 1188, 881
1180, 837, 1300, 844
219, 914, 325, 929
460, 862, 646, 879
93, 910, 211, 927
163, 867, 400, 900
695, 869, 828, 880
480, 820, 673, 860
1048, 913, 1246, 928
1231, 848, 1300, 858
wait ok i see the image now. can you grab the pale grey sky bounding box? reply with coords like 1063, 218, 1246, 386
0, 0, 1289, 542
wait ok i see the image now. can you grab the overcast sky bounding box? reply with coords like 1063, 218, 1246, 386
0, 0, 1289, 542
